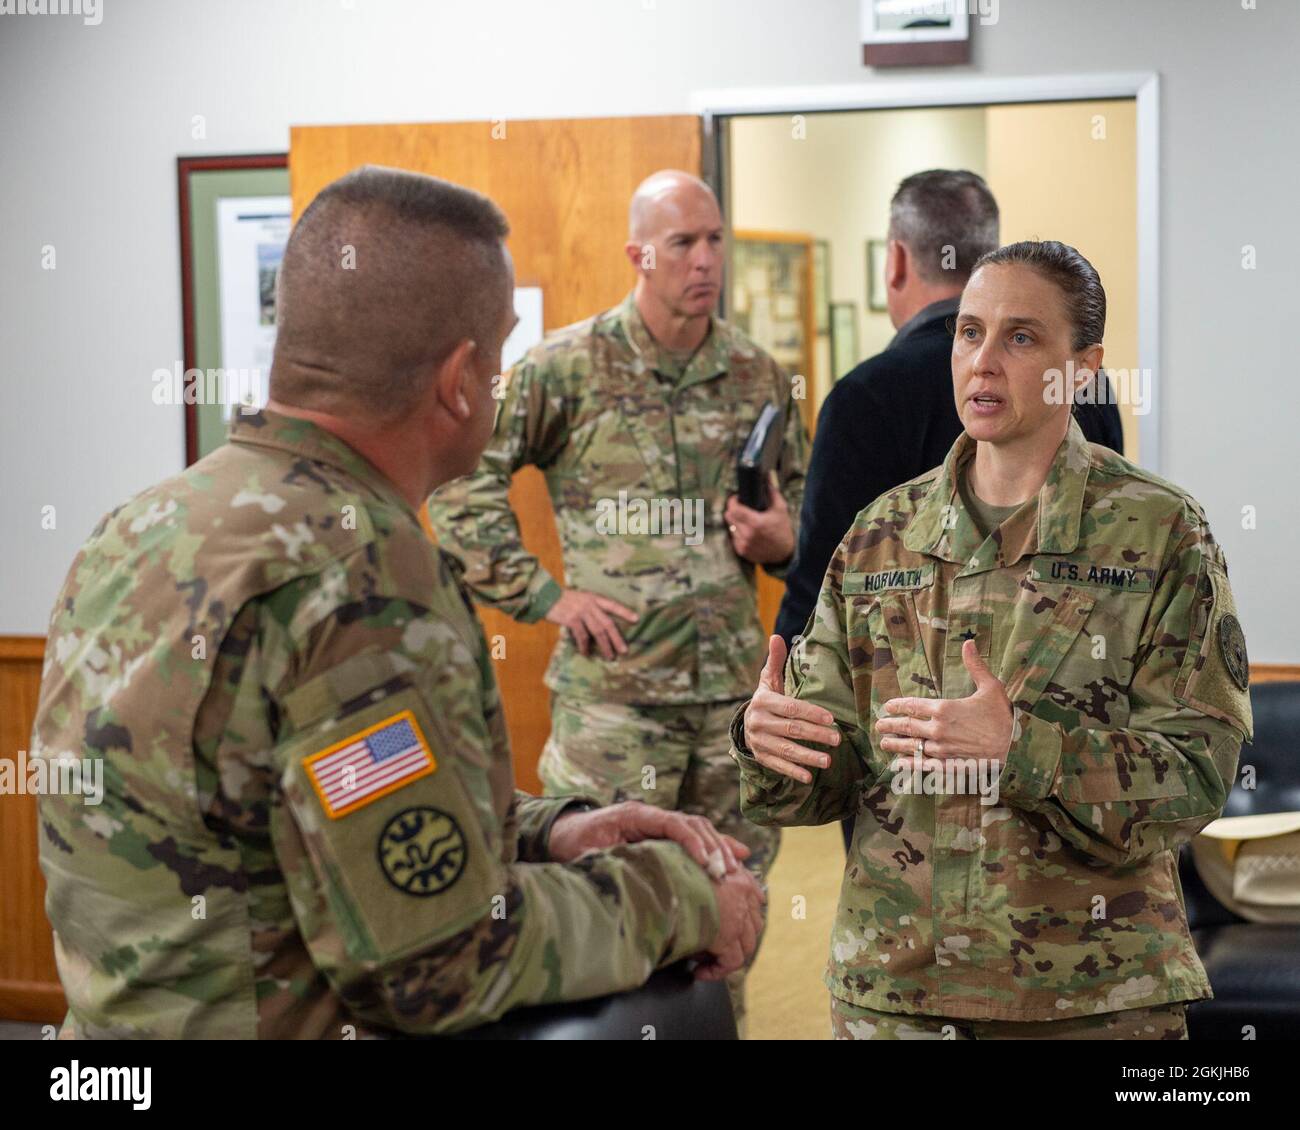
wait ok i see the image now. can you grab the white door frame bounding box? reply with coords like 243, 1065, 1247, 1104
692, 72, 1161, 471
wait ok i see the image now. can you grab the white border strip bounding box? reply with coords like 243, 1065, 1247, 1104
693, 72, 1161, 470
1134, 74, 1161, 472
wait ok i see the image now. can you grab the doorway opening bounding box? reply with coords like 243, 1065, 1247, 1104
713, 95, 1146, 463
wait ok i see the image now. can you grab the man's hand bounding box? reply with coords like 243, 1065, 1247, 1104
544, 589, 638, 660
547, 800, 751, 878
692, 866, 766, 982
874, 639, 1013, 761
742, 635, 841, 785
725, 471, 794, 565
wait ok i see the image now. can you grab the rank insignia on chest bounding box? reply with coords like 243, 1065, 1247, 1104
945, 611, 993, 658
1030, 560, 1156, 591
302, 710, 437, 819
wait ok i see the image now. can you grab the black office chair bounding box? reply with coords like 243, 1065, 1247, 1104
1181, 681, 1300, 1040
450, 962, 738, 1040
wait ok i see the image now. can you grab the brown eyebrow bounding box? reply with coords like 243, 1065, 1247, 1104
955, 314, 1048, 330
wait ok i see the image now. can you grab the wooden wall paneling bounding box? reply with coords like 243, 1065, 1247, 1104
0, 636, 66, 1023
1248, 664, 1300, 684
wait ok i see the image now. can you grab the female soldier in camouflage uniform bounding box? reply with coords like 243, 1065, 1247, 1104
731, 241, 1253, 1040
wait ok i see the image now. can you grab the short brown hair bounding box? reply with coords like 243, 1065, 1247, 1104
270, 165, 510, 421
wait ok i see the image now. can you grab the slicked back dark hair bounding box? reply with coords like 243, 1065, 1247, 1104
271, 165, 510, 421
973, 239, 1106, 350
889, 169, 999, 284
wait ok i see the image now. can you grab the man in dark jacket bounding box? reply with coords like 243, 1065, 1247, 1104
775, 172, 1124, 853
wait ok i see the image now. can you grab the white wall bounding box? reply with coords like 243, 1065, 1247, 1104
3, 0, 1298, 660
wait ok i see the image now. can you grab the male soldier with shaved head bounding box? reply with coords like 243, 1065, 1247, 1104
430, 168, 808, 1032
32, 165, 766, 1039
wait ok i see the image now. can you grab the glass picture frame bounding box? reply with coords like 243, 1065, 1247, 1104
830, 302, 860, 380
813, 239, 831, 336
867, 239, 889, 312
177, 153, 289, 465
729, 230, 817, 433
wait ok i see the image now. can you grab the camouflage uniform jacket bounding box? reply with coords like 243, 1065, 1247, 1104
428, 291, 809, 705
734, 417, 1254, 1021
32, 408, 718, 1039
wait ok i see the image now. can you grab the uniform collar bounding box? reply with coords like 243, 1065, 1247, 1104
616, 290, 732, 388
227, 407, 417, 516
903, 414, 1093, 572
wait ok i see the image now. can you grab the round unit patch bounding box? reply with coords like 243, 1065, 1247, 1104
1217, 613, 1249, 691
377, 806, 468, 897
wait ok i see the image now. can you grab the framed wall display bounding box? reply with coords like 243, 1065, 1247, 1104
860, 0, 972, 67
729, 230, 817, 433
830, 303, 860, 380
867, 239, 889, 312
178, 153, 290, 465
813, 239, 831, 336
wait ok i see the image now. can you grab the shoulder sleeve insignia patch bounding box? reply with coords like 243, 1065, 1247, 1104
302, 709, 437, 819
377, 806, 468, 897
1218, 613, 1250, 691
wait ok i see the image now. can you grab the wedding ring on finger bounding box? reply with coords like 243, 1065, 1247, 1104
915, 738, 925, 757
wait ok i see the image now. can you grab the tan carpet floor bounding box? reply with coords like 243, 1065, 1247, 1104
745, 821, 845, 1040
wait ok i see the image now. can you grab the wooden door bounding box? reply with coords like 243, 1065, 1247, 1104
290, 116, 785, 791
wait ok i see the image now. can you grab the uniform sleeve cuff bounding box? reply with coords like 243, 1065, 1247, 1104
516, 794, 598, 861
763, 553, 795, 581
650, 843, 722, 961
999, 707, 1063, 803
727, 698, 760, 764
517, 575, 563, 624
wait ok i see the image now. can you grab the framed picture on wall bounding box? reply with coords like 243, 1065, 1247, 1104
729, 231, 817, 433
860, 0, 972, 67
830, 303, 860, 380
813, 239, 831, 336
177, 153, 289, 465
867, 239, 889, 312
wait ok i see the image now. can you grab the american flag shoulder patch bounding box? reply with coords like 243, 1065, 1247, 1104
303, 709, 437, 820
